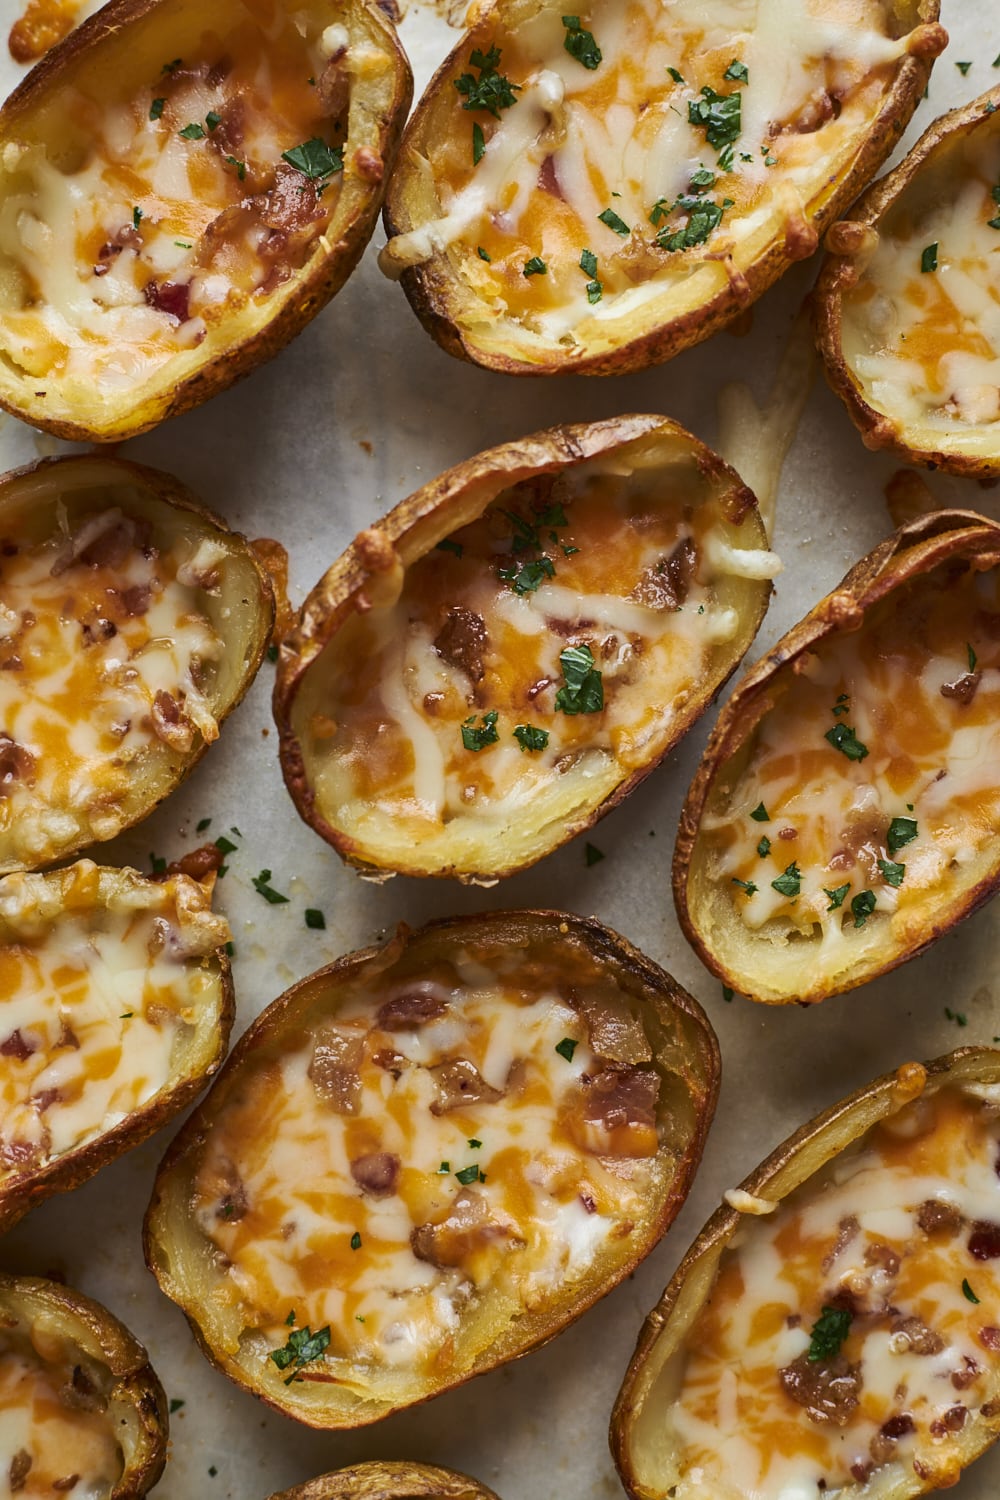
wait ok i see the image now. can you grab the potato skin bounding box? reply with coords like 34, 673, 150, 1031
274, 414, 773, 881
611, 1047, 1000, 1500
0, 0, 412, 442
0, 861, 233, 1233
815, 87, 1000, 477
144, 910, 720, 1429
673, 509, 1000, 1005
267, 1461, 501, 1500
382, 1, 942, 376
0, 1271, 168, 1500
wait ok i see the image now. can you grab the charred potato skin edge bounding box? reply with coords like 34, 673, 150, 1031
0, 452, 275, 875
143, 909, 721, 1429
267, 1460, 502, 1500
814, 85, 1000, 477
0, 1271, 168, 1499
0, 0, 413, 443
382, 3, 941, 376
610, 1047, 1000, 1500
274, 414, 771, 881
673, 509, 1000, 1005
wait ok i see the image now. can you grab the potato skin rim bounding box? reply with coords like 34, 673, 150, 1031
673, 509, 1000, 1004
814, 85, 1000, 477
273, 413, 771, 881
0, 1270, 168, 1500
0, 0, 413, 443
382, 3, 941, 377
144, 908, 721, 1429
266, 1460, 502, 1500
610, 1046, 1000, 1500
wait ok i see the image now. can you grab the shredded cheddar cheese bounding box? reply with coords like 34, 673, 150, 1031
0, 1330, 122, 1499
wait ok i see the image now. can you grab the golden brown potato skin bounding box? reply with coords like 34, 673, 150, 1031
673, 510, 1000, 1005
0, 0, 412, 442
144, 910, 720, 1429
0, 1271, 168, 1500
611, 1048, 1000, 1500
274, 414, 772, 881
815, 87, 1000, 477
267, 1461, 501, 1500
382, 0, 942, 376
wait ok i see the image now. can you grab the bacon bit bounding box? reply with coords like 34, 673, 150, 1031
969, 1222, 1000, 1261
434, 606, 488, 683
781, 89, 839, 134
538, 154, 563, 199
163, 843, 225, 881
952, 1355, 979, 1390
8, 1451, 31, 1494
52, 509, 150, 574
52, 1479, 80, 1493
822, 1215, 859, 1271
429, 1058, 504, 1115
350, 1152, 400, 1197
930, 1406, 967, 1436
0, 1028, 36, 1061
150, 690, 195, 753
630, 537, 697, 610
353, 146, 383, 183
0, 734, 35, 795
779, 1354, 861, 1427
206, 96, 245, 156
249, 537, 292, 646
31, 1088, 62, 1114
144, 279, 191, 321
308, 1026, 364, 1114
261, 164, 326, 235
940, 671, 980, 706
889, 1315, 944, 1356
0, 1139, 43, 1171
579, 1192, 597, 1214
317, 56, 350, 120
979, 1325, 1000, 1350
8, 0, 76, 62
376, 991, 446, 1030
917, 1197, 963, 1235
411, 1189, 524, 1268
118, 583, 151, 617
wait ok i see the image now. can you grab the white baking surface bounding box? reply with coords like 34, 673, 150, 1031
0, 3, 998, 1496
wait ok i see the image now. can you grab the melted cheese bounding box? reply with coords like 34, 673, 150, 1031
701, 555, 1000, 947
192, 947, 661, 1384
0, 861, 229, 1181
0, 505, 224, 869
0, 8, 347, 393
668, 1084, 1000, 1497
382, 0, 926, 357
0, 1331, 121, 1500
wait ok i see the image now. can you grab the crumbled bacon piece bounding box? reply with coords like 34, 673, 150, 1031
317, 56, 350, 120
350, 1152, 400, 1197
917, 1198, 963, 1235
940, 671, 981, 705
144, 279, 191, 321
890, 1314, 945, 1356
630, 537, 697, 610
778, 1353, 861, 1426
0, 734, 35, 795
163, 843, 225, 881
969, 1222, 1000, 1260
375, 991, 446, 1030
308, 1026, 364, 1114
411, 1189, 524, 1269
150, 690, 195, 753
429, 1058, 504, 1115
869, 1412, 915, 1464
570, 1065, 660, 1158
8, 1451, 31, 1494
0, 1028, 36, 1061
433, 606, 488, 683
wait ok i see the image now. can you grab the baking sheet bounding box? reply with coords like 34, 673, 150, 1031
0, 2, 998, 1495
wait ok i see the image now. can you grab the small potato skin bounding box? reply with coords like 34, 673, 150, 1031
267, 1462, 501, 1500
382, 3, 943, 376
0, 0, 412, 442
0, 1271, 168, 1500
144, 910, 720, 1430
815, 87, 1000, 477
673, 510, 1000, 1005
611, 1048, 1000, 1500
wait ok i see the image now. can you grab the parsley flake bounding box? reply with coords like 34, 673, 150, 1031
945, 1006, 968, 1027
554, 643, 604, 715
878, 857, 905, 888
968, 643, 978, 672
956, 60, 972, 75
252, 870, 289, 904
472, 121, 486, 164
205, 110, 221, 131
350, 1231, 362, 1249
807, 1305, 852, 1363
750, 803, 770, 822
454, 45, 521, 118
282, 138, 344, 179
305, 908, 326, 930
585, 842, 605, 867
132, 206, 143, 229
722, 985, 734, 1003
598, 206, 630, 235
225, 155, 247, 180
963, 1278, 981, 1304
851, 890, 876, 928
179, 122, 205, 140
500, 556, 555, 592
667, 66, 685, 83
215, 834, 237, 857
523, 255, 547, 276
756, 835, 771, 858
468, 1138, 482, 1149
723, 59, 749, 83
688, 85, 742, 162
437, 1161, 450, 1174
461, 711, 500, 750
732, 876, 758, 896
150, 98, 165, 120
456, 1163, 485, 1185
555, 1037, 578, 1062
562, 16, 602, 69
169, 1397, 185, 1413
150, 853, 166, 875
579, 247, 603, 302
162, 57, 182, 73
476, 245, 491, 262
266, 643, 279, 663
825, 722, 869, 761
824, 884, 850, 911
887, 816, 918, 855
269, 1324, 332, 1385
771, 863, 801, 898
920, 242, 939, 273
436, 538, 464, 556
513, 723, 549, 752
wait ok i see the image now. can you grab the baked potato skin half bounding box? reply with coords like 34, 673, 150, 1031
815, 88, 1000, 477
144, 910, 720, 1429
381, 0, 944, 376
0, 1270, 167, 1499
674, 510, 1000, 1005
612, 1048, 1000, 1500
0, 0, 412, 443
268, 1462, 501, 1500
274, 415, 778, 881
0, 453, 273, 874
0, 859, 233, 1234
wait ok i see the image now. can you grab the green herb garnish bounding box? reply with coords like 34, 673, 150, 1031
476, 246, 491, 262
851, 890, 876, 928
887, 816, 918, 855
825, 722, 869, 761
150, 98, 165, 120
878, 858, 905, 888
756, 836, 771, 858
205, 110, 221, 131
732, 877, 758, 896
963, 1278, 980, 1303
455, 1163, 485, 1185
554, 643, 604, 715
350, 1232, 362, 1249
500, 556, 555, 592
179, 122, 205, 140
956, 60, 972, 75
562, 16, 602, 69
436, 538, 464, 556
667, 66, 685, 83
688, 85, 742, 158
585, 842, 605, 867
523, 256, 547, 276
472, 121, 485, 164
555, 1037, 578, 1062
750, 803, 770, 822
807, 1305, 852, 1363
150, 853, 166, 875
945, 1006, 968, 1027
920, 242, 939, 273
724, 59, 748, 83
771, 863, 801, 898
968, 643, 978, 672
305, 909, 326, 930
215, 834, 238, 857
226, 155, 247, 180
461, 711, 500, 750
169, 1397, 185, 1413
824, 884, 850, 911
579, 247, 602, 302
514, 723, 548, 752
454, 45, 521, 118
598, 207, 630, 236
196, 817, 211, 832
282, 138, 344, 179
269, 1323, 332, 1385
252, 870, 289, 905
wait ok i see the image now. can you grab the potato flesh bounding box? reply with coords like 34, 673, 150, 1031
665, 1083, 1000, 1496
190, 946, 661, 1396
840, 119, 1000, 439
701, 557, 1000, 949
387, 0, 920, 357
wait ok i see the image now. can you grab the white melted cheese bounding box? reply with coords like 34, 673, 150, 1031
0, 1335, 122, 1500
668, 1084, 1000, 1497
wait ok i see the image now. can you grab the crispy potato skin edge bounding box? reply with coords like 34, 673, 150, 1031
267, 1459, 502, 1500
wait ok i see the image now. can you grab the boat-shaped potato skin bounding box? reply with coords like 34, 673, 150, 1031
274, 415, 775, 881
268, 1462, 501, 1500
674, 510, 1000, 1005
0, 860, 233, 1233
0, 454, 273, 874
0, 0, 412, 442
0, 1271, 168, 1500
143, 910, 720, 1430
815, 88, 1000, 477
380, 0, 943, 376
611, 1048, 1000, 1500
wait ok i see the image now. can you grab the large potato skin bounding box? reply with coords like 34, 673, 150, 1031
0, 0, 412, 442
267, 1462, 501, 1500
673, 510, 1000, 1005
143, 910, 720, 1429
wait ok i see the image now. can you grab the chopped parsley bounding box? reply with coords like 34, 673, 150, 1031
132, 206, 143, 229
162, 57, 182, 73
580, 247, 602, 303
120, 1012, 133, 1020
149, 98, 165, 121
722, 985, 734, 1003
150, 853, 166, 875
437, 1161, 450, 1174
945, 1006, 968, 1027
472, 121, 485, 165
963, 1278, 980, 1304
454, 45, 521, 118
807, 1305, 852, 1363
723, 59, 749, 83
554, 643, 604, 715
832, 692, 850, 716
851, 890, 876, 928
585, 842, 605, 867
500, 556, 555, 592
654, 191, 731, 252
555, 1037, 578, 1062
179, 122, 206, 140
878, 857, 905, 888
252, 870, 289, 905
224, 941, 235, 958
688, 85, 742, 166
920, 242, 939, 273
989, 184, 1000, 231
350, 1231, 362, 1249
514, 723, 549, 752
476, 246, 491, 262
667, 66, 685, 83
562, 15, 602, 69
175, 240, 194, 250
205, 110, 222, 131
825, 722, 869, 761
282, 137, 344, 179
968, 643, 979, 672
523, 256, 547, 276
266, 643, 279, 663
756, 836, 771, 858
468, 1138, 482, 1149
598, 206, 630, 236
215, 834, 238, 857
824, 884, 850, 911
956, 60, 972, 75
732, 877, 757, 896
461, 711, 500, 750
305, 908, 326, 930
771, 863, 801, 898
268, 1322, 332, 1384
750, 803, 770, 822
196, 817, 211, 832
169, 1398, 185, 1414
887, 816, 918, 855
226, 155, 247, 180
436, 538, 464, 556
455, 1163, 485, 1185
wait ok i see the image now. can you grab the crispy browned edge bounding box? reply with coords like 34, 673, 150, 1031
0, 451, 274, 872
0, 1270, 168, 1498
273, 413, 770, 881
0, 0, 413, 443
381, 1, 942, 377
267, 1460, 502, 1500
814, 85, 1000, 477
672, 508, 1000, 1004
609, 1047, 995, 1500
143, 909, 721, 1429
